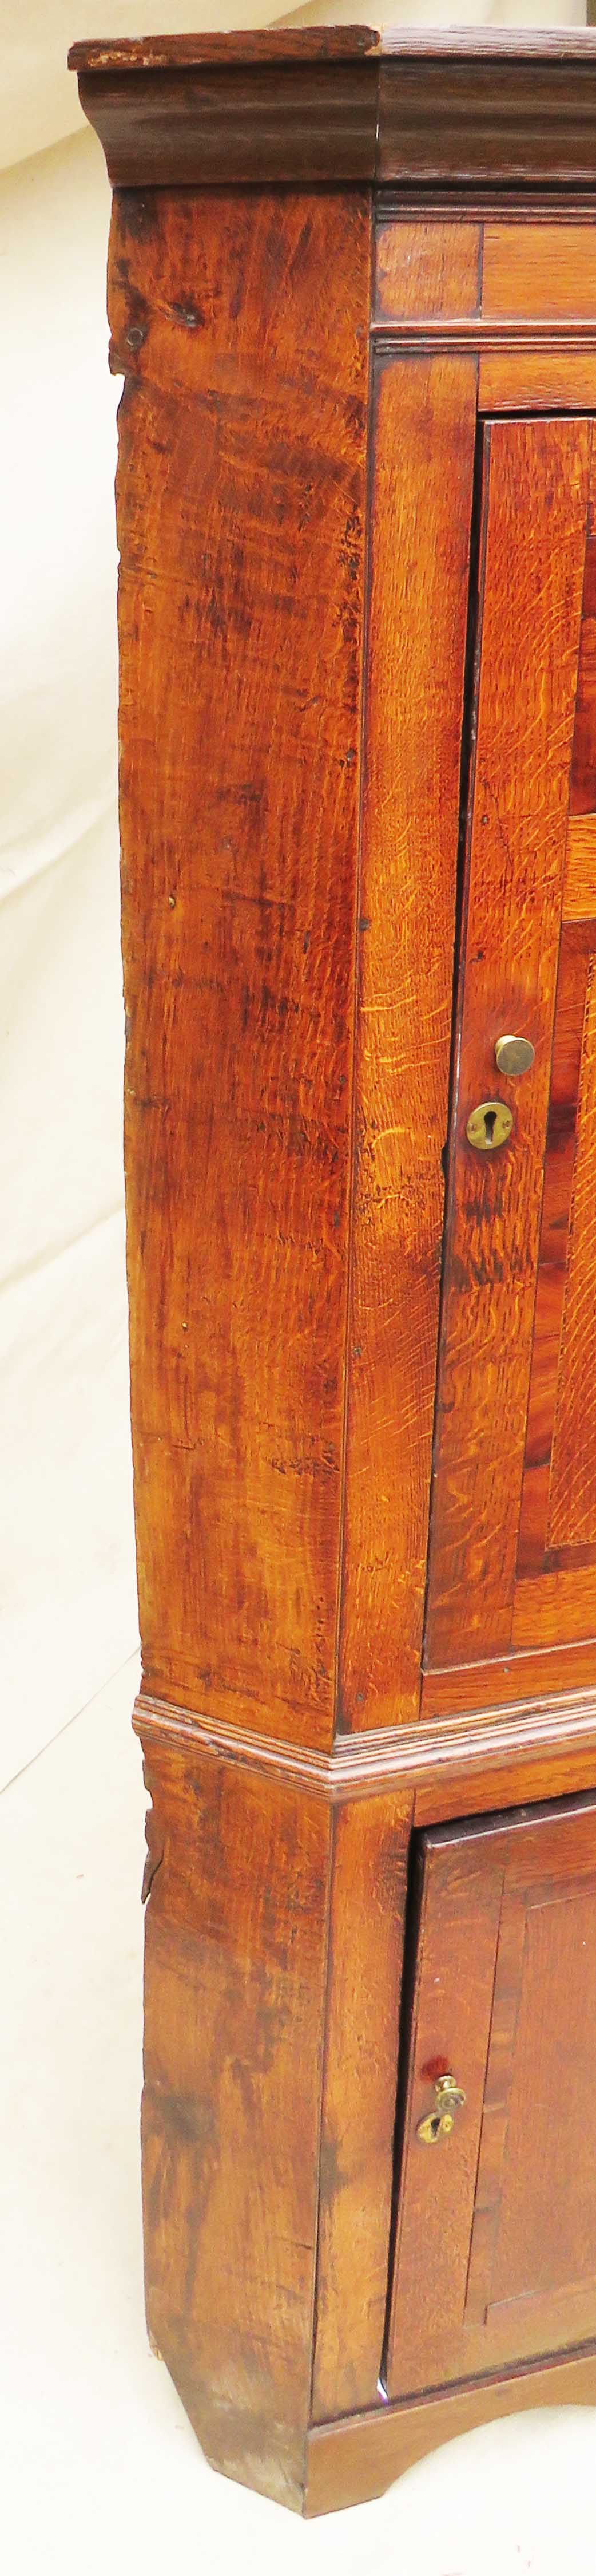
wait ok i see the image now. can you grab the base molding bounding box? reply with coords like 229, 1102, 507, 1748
305, 2344, 596, 2515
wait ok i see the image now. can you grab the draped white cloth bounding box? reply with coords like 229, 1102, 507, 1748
0, 0, 583, 1787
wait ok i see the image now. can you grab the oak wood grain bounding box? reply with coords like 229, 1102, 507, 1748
140, 1728, 332, 2508
548, 960, 596, 1549
136, 1681, 596, 1830
512, 1564, 596, 1649
482, 222, 596, 319
109, 186, 371, 1752
420, 1636, 596, 1723
564, 814, 596, 917
305, 2342, 596, 2514
516, 924, 594, 1578
339, 354, 476, 1730
478, 350, 596, 413
74, 127, 596, 2516
425, 416, 590, 1670
386, 1796, 596, 2398
374, 219, 480, 323
312, 1794, 411, 2419
386, 1827, 505, 2400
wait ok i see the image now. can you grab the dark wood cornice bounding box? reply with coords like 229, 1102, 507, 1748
69, 28, 596, 191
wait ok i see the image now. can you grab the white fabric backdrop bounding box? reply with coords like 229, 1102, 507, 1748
0, 1, 583, 1792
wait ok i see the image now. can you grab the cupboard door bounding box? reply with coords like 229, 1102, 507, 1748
424, 413, 596, 1673
386, 1796, 596, 2401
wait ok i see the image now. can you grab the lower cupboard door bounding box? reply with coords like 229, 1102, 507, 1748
385, 1795, 596, 2401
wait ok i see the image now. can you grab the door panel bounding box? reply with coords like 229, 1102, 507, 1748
386, 1796, 596, 2401
424, 413, 596, 1673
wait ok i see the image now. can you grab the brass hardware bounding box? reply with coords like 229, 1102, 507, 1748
416, 2072, 467, 2146
495, 1033, 535, 1080
466, 1099, 513, 1152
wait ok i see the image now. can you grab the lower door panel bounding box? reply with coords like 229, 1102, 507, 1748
386, 1794, 596, 2400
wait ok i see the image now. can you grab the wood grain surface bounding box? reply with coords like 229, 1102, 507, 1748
312, 1794, 411, 2418
72, 34, 596, 190
478, 351, 596, 413
140, 1726, 332, 2507
549, 961, 596, 1548
425, 415, 590, 1670
339, 353, 476, 1730
374, 219, 480, 322
482, 221, 596, 318
81, 135, 596, 2517
386, 1796, 596, 2399
305, 2342, 596, 2514
518, 926, 596, 1575
110, 187, 371, 1752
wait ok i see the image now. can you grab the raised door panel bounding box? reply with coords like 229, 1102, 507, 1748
386, 1796, 596, 2401
424, 412, 596, 1674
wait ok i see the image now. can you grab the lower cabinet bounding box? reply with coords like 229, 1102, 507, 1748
386, 1795, 596, 2401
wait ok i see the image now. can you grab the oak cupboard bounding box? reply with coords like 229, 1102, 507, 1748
70, 27, 596, 2515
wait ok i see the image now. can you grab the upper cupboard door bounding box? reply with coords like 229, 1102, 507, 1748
424, 413, 596, 1674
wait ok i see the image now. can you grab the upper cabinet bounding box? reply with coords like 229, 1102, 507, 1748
425, 412, 596, 1677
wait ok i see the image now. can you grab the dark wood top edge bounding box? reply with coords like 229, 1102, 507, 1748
68, 26, 380, 72
134, 1685, 596, 1806
69, 28, 596, 74
69, 37, 596, 189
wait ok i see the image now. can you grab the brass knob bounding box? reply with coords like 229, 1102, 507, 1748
495, 1033, 535, 1078
416, 2072, 467, 2146
466, 1099, 513, 1152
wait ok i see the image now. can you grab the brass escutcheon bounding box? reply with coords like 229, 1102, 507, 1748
416, 2072, 467, 2145
466, 1099, 513, 1152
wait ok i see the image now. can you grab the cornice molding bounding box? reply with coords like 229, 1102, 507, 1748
69, 30, 596, 192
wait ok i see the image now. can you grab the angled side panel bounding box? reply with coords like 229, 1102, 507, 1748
109, 187, 372, 1753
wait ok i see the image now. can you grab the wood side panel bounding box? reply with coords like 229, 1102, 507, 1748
374, 219, 480, 322
305, 2345, 596, 2515
312, 1794, 412, 2420
140, 1730, 332, 2509
479, 351, 596, 415
482, 222, 596, 319
339, 354, 477, 1731
425, 417, 590, 1672
564, 815, 596, 918
109, 188, 371, 1751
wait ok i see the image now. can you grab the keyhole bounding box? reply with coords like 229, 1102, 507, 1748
483, 1108, 497, 1144
428, 2112, 442, 2140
